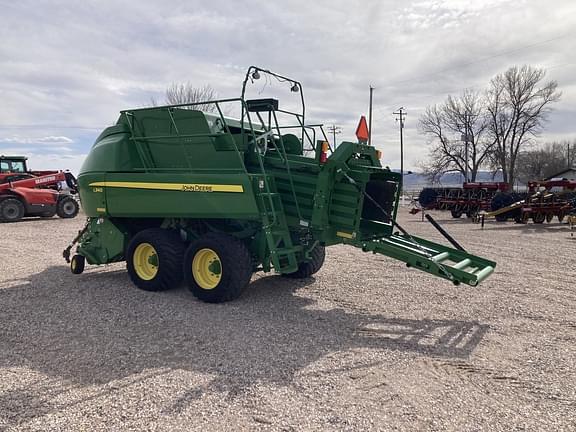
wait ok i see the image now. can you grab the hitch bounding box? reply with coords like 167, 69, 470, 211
62, 219, 89, 263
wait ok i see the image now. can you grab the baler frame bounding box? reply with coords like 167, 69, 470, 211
67, 66, 496, 302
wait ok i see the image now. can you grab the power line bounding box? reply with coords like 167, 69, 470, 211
326, 124, 342, 149
393, 107, 407, 177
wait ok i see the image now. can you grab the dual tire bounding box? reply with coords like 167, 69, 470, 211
126, 229, 252, 303
125, 229, 323, 303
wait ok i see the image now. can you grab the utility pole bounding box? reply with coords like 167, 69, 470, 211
327, 124, 342, 149
393, 107, 407, 176
368, 86, 374, 146
461, 112, 474, 183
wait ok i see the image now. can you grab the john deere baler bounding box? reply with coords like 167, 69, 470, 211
65, 67, 495, 303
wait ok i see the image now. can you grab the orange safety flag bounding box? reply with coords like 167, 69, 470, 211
355, 116, 369, 143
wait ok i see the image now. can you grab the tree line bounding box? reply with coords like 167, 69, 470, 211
419, 65, 564, 186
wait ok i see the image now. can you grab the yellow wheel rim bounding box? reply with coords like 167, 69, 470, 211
71, 259, 77, 271
192, 248, 222, 290
133, 242, 159, 281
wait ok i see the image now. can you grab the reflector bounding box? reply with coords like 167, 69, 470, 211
355, 116, 369, 142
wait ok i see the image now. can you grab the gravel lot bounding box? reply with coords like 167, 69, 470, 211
1, 210, 575, 431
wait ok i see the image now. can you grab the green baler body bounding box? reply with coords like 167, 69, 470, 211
75, 91, 495, 286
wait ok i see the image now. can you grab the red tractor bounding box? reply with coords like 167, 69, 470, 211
0, 155, 79, 222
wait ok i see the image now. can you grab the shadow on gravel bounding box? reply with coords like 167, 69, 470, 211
0, 265, 488, 420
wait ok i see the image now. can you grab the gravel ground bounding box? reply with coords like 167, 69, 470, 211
0, 210, 575, 431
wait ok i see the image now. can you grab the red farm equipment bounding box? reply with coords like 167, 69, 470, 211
0, 155, 79, 222
417, 182, 510, 218
484, 179, 576, 224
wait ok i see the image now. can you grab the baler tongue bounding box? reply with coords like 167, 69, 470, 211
361, 234, 495, 287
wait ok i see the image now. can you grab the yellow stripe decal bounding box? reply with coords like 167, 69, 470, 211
336, 231, 354, 239
89, 181, 244, 193
96, 207, 106, 212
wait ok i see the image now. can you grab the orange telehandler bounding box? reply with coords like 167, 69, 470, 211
0, 155, 79, 222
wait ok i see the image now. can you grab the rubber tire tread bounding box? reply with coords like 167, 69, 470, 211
56, 196, 80, 219
0, 198, 25, 222
71, 255, 85, 274
126, 228, 185, 292
283, 245, 326, 279
184, 232, 252, 303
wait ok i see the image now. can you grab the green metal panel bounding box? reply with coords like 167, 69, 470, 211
77, 218, 127, 265
91, 172, 260, 219
77, 173, 108, 217
79, 123, 140, 173
122, 108, 246, 171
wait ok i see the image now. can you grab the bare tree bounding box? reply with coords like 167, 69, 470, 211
516, 140, 576, 182
419, 89, 492, 182
151, 83, 218, 112
486, 65, 561, 186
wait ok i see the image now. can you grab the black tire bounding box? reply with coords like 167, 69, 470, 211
56, 196, 79, 219
450, 208, 463, 218
466, 210, 477, 219
532, 212, 545, 224
126, 228, 185, 292
283, 244, 326, 279
183, 232, 252, 303
418, 188, 438, 208
71, 254, 85, 274
0, 198, 25, 222
491, 192, 513, 212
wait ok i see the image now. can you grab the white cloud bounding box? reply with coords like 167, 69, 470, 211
0, 135, 74, 145
0, 0, 574, 171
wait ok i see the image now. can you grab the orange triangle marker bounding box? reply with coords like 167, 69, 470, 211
355, 116, 369, 143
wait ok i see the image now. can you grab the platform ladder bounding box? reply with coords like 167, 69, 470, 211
255, 176, 300, 274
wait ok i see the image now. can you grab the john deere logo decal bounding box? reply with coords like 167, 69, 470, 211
89, 181, 243, 193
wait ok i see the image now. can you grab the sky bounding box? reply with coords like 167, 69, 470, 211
1, 0, 575, 173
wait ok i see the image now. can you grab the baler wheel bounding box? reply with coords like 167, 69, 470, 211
283, 245, 326, 279
57, 196, 79, 219
183, 233, 252, 303
71, 255, 85, 274
0, 198, 25, 222
126, 229, 185, 291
